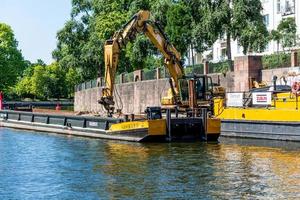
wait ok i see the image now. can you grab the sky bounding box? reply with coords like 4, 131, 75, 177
0, 0, 72, 64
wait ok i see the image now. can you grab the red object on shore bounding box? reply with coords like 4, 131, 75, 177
55, 103, 61, 111
0, 91, 3, 110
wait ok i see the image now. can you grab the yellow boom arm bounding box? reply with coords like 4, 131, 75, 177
99, 10, 184, 115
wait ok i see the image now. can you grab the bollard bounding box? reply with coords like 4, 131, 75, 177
166, 109, 172, 141
201, 108, 208, 140
0, 91, 3, 110
130, 114, 135, 121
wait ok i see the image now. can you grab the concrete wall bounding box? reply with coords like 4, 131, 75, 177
233, 56, 262, 92
262, 66, 300, 85
75, 79, 170, 114
75, 56, 299, 114
74, 73, 234, 114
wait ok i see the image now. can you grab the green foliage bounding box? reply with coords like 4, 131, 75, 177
209, 61, 231, 73
262, 52, 291, 69
65, 67, 82, 97
270, 30, 281, 43
14, 77, 32, 97
232, 0, 268, 54
14, 63, 81, 100
165, 2, 192, 55
0, 23, 26, 92
184, 64, 204, 75
54, 0, 271, 78
198, 0, 268, 60
54, 0, 197, 79
277, 17, 297, 50
183, 61, 229, 75
124, 36, 161, 70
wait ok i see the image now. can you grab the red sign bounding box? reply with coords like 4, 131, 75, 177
256, 94, 267, 103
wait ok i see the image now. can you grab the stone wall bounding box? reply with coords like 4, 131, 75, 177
75, 55, 298, 114
75, 79, 170, 114
74, 73, 233, 114
233, 56, 262, 92
262, 67, 300, 85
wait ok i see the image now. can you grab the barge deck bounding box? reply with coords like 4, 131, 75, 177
214, 91, 300, 141
0, 109, 220, 142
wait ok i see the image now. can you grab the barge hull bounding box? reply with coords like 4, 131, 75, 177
221, 120, 300, 141
0, 110, 220, 142
0, 120, 147, 142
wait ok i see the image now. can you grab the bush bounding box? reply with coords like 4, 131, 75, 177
208, 61, 231, 73
262, 52, 291, 69
184, 64, 204, 75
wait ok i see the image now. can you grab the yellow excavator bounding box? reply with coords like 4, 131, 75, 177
98, 10, 221, 141
99, 10, 222, 115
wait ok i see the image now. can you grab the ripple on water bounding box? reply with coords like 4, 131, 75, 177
1, 128, 300, 199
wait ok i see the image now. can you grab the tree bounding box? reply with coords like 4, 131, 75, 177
277, 17, 297, 50
165, 2, 193, 55
270, 29, 281, 54
199, 0, 268, 70
0, 23, 26, 92
14, 66, 35, 98
65, 67, 81, 97
15, 63, 70, 100
54, 0, 165, 78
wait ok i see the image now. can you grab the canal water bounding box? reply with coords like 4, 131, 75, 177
1, 128, 300, 199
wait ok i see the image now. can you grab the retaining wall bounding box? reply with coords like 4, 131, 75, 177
74, 55, 299, 114
262, 66, 300, 85
75, 79, 170, 114
74, 73, 231, 114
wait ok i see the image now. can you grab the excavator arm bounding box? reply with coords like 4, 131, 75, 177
99, 10, 184, 115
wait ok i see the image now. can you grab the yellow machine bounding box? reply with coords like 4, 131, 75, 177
213, 80, 300, 141
99, 10, 183, 114
98, 10, 221, 141
99, 10, 223, 115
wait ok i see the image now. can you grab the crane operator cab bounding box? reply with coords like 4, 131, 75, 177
178, 75, 214, 109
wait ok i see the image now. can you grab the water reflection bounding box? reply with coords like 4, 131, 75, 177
0, 128, 300, 199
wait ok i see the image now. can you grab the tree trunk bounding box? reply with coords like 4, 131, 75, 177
191, 43, 195, 74
98, 63, 102, 78
226, 32, 233, 71
277, 41, 279, 65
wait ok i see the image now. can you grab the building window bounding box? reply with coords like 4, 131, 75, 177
277, 0, 281, 14
237, 44, 241, 54
221, 48, 227, 60
282, 0, 295, 16
263, 14, 269, 26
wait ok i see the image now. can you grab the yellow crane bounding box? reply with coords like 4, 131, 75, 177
99, 10, 223, 116
98, 10, 184, 114
98, 10, 220, 141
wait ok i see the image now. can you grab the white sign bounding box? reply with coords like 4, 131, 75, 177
252, 92, 272, 105
89, 122, 99, 127
227, 93, 244, 107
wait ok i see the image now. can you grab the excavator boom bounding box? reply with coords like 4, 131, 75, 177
99, 10, 184, 115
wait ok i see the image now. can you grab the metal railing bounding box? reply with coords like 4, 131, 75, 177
75, 62, 230, 92
0, 110, 122, 130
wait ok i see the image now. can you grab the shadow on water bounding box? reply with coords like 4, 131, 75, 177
1, 128, 300, 199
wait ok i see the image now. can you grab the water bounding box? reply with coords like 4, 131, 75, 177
1, 128, 300, 199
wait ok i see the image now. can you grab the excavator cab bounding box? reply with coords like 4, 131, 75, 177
178, 75, 213, 108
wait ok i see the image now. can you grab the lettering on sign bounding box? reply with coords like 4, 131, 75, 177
120, 122, 147, 130
252, 92, 272, 105
227, 93, 244, 107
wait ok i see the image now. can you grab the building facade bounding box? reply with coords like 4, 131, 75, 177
187, 0, 300, 65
